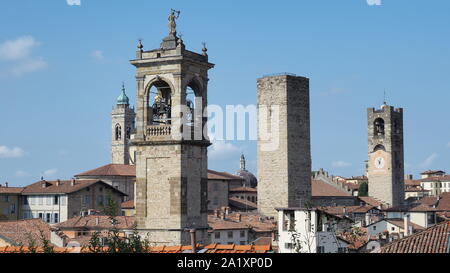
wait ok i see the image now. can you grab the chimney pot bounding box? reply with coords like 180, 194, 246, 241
56, 179, 61, 186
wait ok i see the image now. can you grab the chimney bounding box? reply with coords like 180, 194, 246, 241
95, 217, 99, 225
343, 207, 347, 216
5, 182, 8, 188
189, 229, 197, 253
403, 214, 410, 237
220, 211, 225, 220
41, 181, 47, 188
214, 209, 219, 218
235, 213, 241, 222
224, 207, 230, 215
56, 179, 61, 186
71, 179, 75, 186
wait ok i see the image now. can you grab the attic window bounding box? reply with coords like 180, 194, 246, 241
86, 187, 90, 192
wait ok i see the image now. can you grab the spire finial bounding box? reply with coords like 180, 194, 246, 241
202, 42, 208, 56
240, 153, 246, 170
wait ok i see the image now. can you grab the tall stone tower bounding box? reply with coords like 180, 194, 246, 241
111, 84, 135, 165
130, 11, 214, 245
367, 103, 405, 207
257, 74, 312, 218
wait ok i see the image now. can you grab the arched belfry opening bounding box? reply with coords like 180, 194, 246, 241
184, 77, 204, 128
147, 79, 172, 125
115, 124, 122, 140
374, 118, 385, 136
373, 144, 386, 152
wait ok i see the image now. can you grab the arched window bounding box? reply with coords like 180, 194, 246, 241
373, 144, 386, 152
148, 80, 172, 125
115, 124, 122, 140
374, 118, 385, 136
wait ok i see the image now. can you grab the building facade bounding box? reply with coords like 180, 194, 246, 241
257, 74, 312, 218
367, 104, 405, 207
0, 185, 22, 221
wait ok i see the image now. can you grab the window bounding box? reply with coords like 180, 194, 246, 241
61, 195, 67, 206
228, 242, 234, 245
373, 226, 376, 230
316, 246, 325, 253
9, 204, 15, 214
391, 227, 395, 231
46, 213, 51, 223
240, 230, 245, 238
46, 196, 52, 205
54, 213, 59, 223
427, 213, 435, 225
23, 197, 29, 205
3, 195, 9, 202
115, 124, 122, 140
215, 232, 220, 239
84, 195, 91, 205
30, 196, 36, 205
54, 196, 59, 205
374, 118, 385, 136
38, 213, 43, 220
285, 243, 293, 249
338, 247, 346, 253
38, 196, 43, 205
240, 241, 246, 245
97, 195, 104, 206
227, 231, 233, 239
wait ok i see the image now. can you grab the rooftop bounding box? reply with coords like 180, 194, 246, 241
75, 164, 136, 177
379, 221, 450, 253
21, 179, 127, 196
54, 215, 136, 230
0, 219, 52, 247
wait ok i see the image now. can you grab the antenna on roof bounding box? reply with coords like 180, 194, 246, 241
383, 89, 387, 105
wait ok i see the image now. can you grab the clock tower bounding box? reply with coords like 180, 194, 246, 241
367, 103, 405, 207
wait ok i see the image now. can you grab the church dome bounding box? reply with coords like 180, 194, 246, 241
236, 154, 258, 188
117, 84, 130, 105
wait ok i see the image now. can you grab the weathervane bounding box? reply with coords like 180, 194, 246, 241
168, 9, 181, 36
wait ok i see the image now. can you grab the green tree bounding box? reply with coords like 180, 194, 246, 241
358, 182, 368, 197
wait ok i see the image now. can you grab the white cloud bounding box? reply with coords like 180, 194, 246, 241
10, 57, 47, 77
91, 50, 104, 60
43, 169, 58, 178
332, 161, 352, 168
420, 153, 438, 168
0, 36, 39, 61
367, 0, 382, 6
15, 170, 30, 177
0, 146, 25, 158
0, 36, 47, 77
208, 141, 240, 161
67, 0, 81, 6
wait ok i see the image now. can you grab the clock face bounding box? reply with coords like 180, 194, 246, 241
374, 157, 385, 169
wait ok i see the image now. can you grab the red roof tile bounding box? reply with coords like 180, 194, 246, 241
0, 219, 52, 247
208, 170, 243, 180
312, 180, 351, 197
76, 164, 136, 177
0, 187, 23, 194
54, 215, 136, 230
380, 221, 450, 253
22, 179, 126, 195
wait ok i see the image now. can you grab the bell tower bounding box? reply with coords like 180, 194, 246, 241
111, 83, 135, 165
367, 103, 405, 207
130, 10, 214, 245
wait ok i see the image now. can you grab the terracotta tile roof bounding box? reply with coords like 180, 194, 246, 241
121, 199, 135, 209
436, 193, 450, 211
345, 183, 360, 190
54, 215, 136, 230
0, 187, 23, 194
416, 196, 439, 207
358, 196, 388, 208
420, 170, 445, 175
385, 203, 438, 212
404, 179, 421, 186
380, 221, 450, 253
318, 205, 377, 217
0, 244, 273, 253
208, 212, 276, 233
0, 219, 52, 247
251, 236, 272, 246
21, 179, 126, 196
75, 164, 136, 177
312, 180, 351, 197
337, 228, 369, 251
229, 197, 257, 210
208, 170, 244, 180
229, 187, 257, 193
418, 175, 450, 182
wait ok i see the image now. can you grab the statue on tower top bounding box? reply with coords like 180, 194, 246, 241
168, 9, 180, 36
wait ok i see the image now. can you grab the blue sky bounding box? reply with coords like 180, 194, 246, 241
1, 0, 450, 187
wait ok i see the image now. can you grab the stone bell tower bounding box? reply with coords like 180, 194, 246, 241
367, 103, 405, 207
130, 10, 214, 245
111, 83, 135, 165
